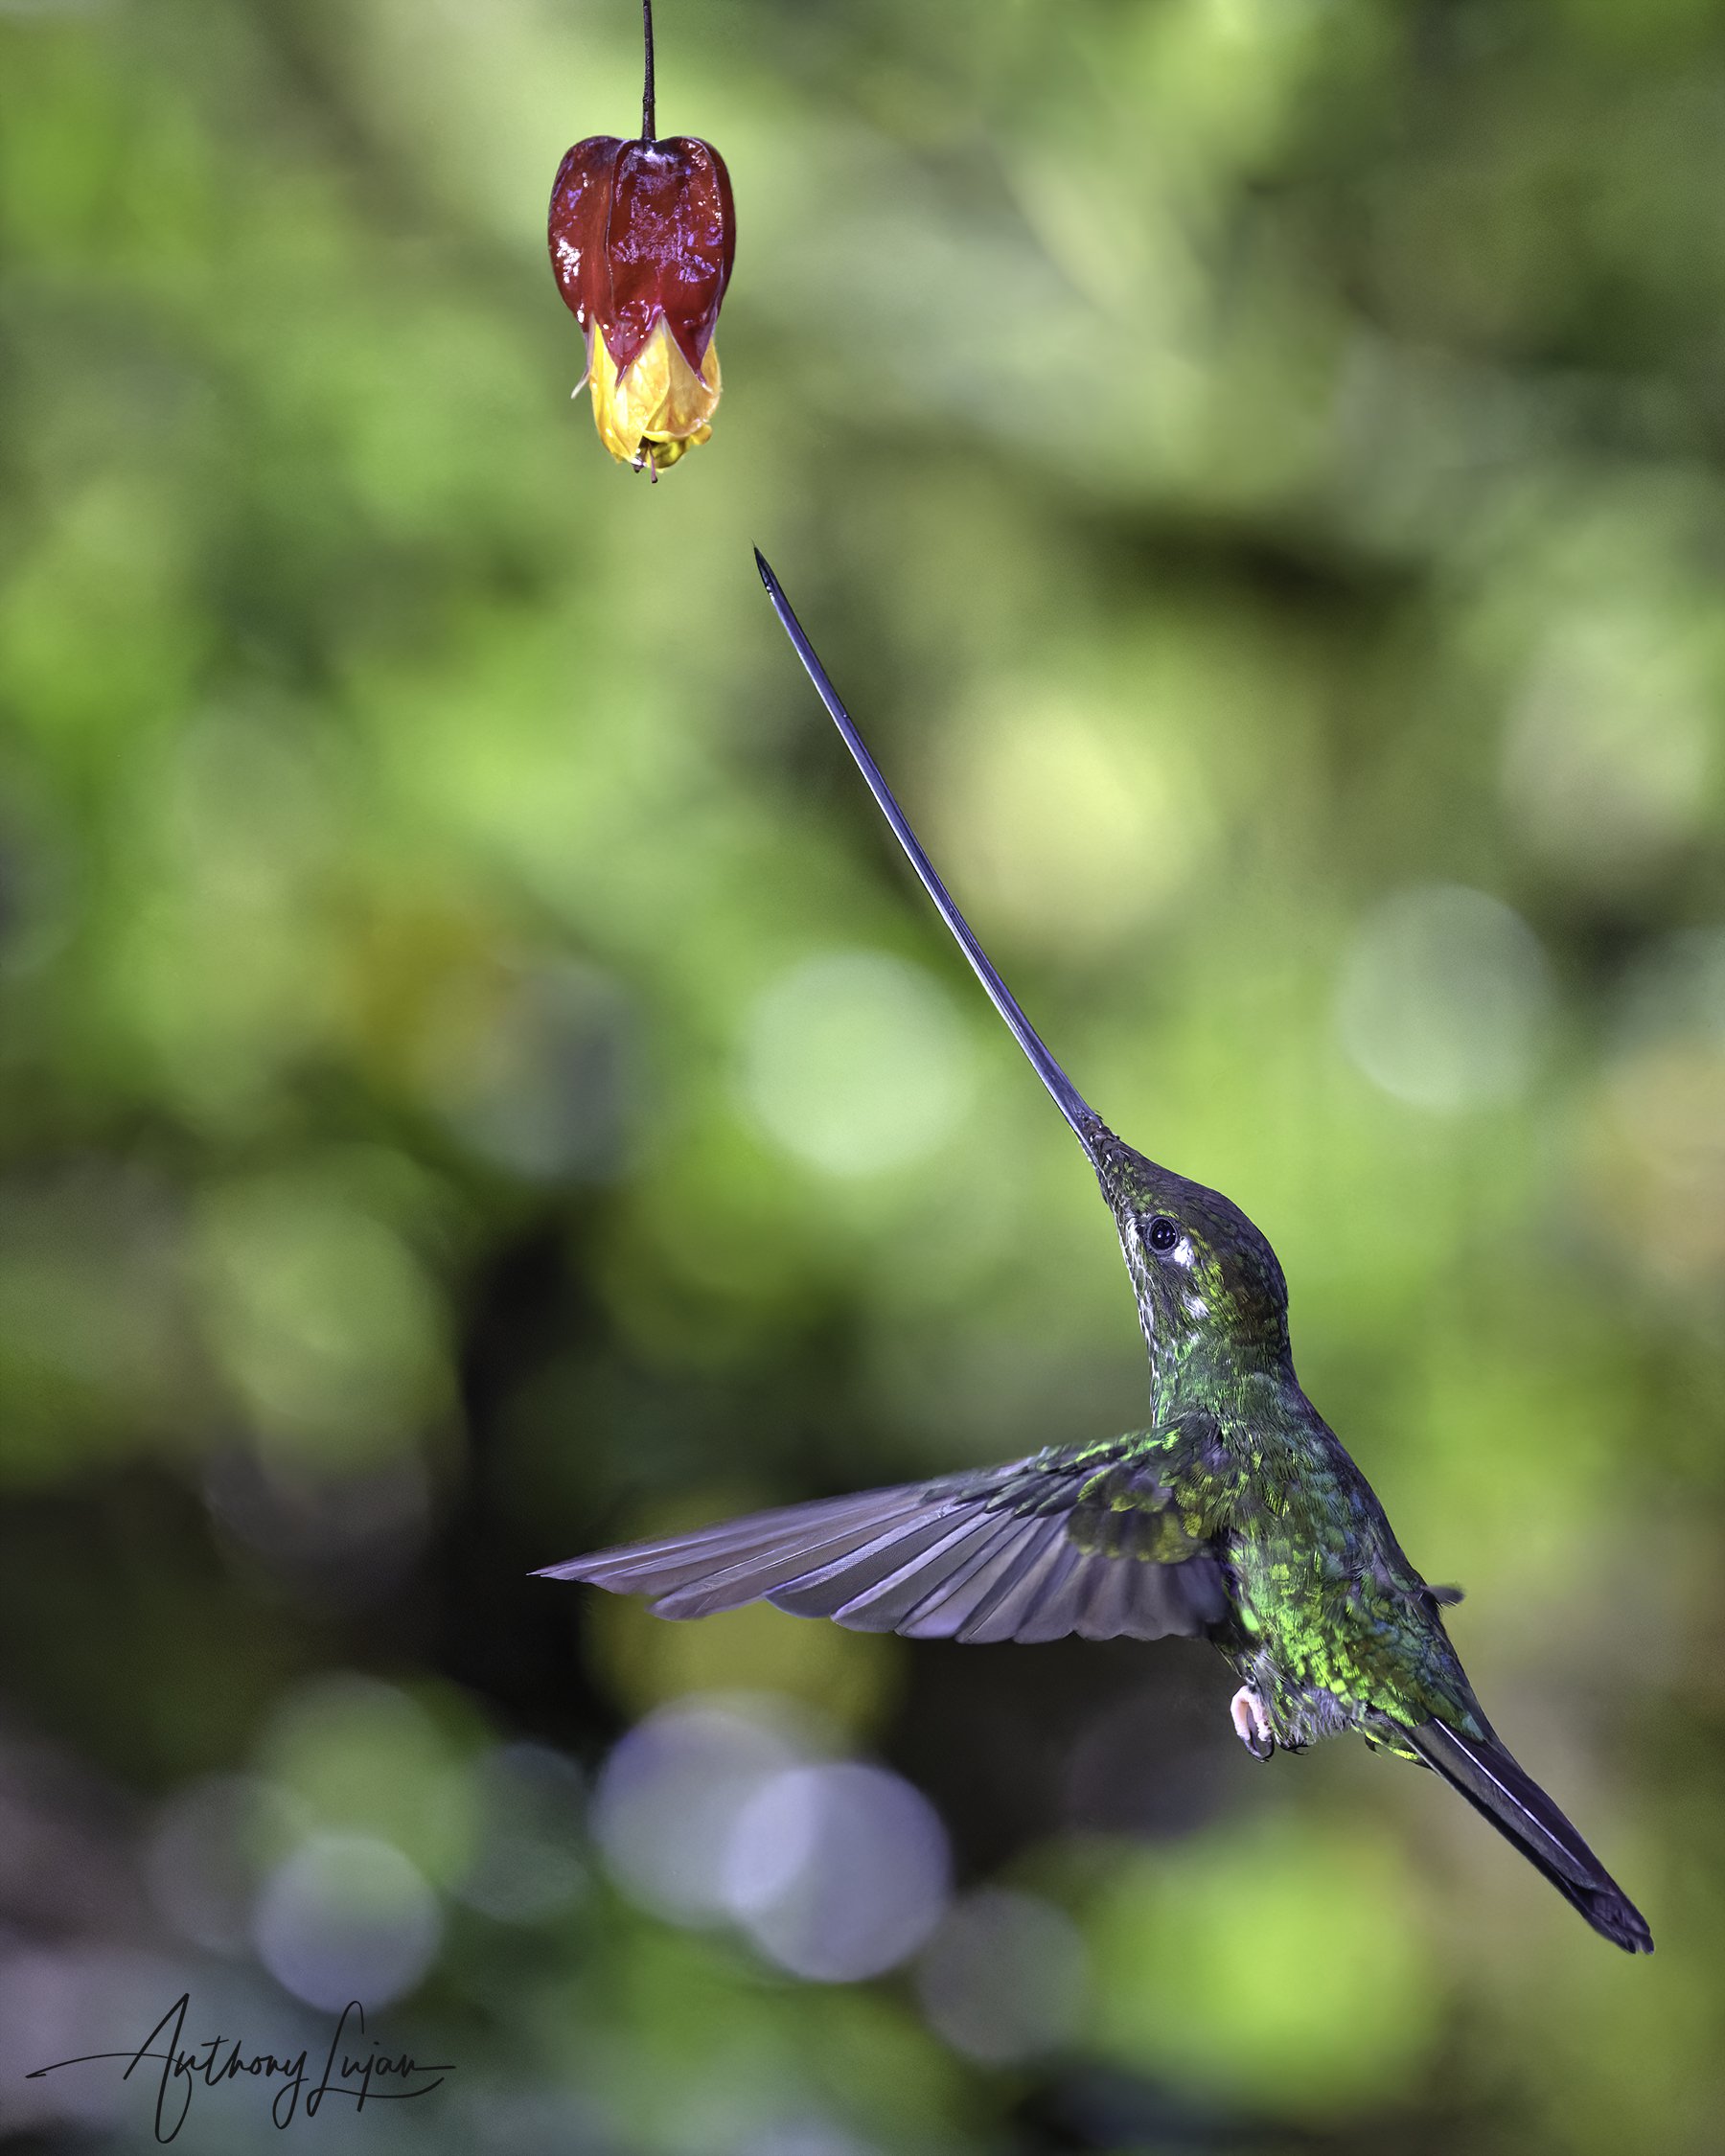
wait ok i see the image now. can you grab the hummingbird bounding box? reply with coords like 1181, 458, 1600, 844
540, 550, 1653, 1955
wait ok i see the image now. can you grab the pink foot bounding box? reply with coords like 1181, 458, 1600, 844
1230, 1685, 1275, 1761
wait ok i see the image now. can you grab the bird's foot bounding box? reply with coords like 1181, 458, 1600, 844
1230, 1686, 1276, 1761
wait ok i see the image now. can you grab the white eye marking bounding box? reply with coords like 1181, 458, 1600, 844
1169, 1239, 1196, 1270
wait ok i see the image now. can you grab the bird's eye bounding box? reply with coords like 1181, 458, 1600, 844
1147, 1216, 1180, 1253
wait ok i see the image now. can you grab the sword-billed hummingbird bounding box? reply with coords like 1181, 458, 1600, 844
541, 551, 1652, 1954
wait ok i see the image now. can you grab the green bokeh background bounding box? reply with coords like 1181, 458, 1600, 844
1, 0, 1722, 2150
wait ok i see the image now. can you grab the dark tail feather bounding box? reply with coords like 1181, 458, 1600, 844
1408, 1719, 1652, 1955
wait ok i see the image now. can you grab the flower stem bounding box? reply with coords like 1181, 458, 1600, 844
641, 0, 656, 141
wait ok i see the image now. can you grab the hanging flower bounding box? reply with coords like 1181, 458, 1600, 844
548, 132, 735, 476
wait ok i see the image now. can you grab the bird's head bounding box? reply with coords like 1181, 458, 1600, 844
1091, 1128, 1292, 1377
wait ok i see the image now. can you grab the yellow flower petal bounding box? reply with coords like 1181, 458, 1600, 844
587, 318, 722, 472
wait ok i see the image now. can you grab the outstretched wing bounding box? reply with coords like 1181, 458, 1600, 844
538, 1423, 1233, 1646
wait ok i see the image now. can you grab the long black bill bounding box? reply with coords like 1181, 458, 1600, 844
755, 549, 1099, 1160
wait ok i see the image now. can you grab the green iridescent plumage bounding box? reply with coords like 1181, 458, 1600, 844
1095, 1136, 1478, 1757
541, 555, 1652, 1956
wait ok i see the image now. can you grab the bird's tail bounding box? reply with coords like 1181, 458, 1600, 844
1408, 1718, 1652, 1954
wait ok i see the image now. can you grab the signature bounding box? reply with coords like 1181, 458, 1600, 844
27, 1992, 452, 2143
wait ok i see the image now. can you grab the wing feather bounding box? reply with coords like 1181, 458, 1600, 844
650, 1505, 933, 1618
769, 1507, 982, 1619
540, 1427, 1233, 1647
543, 1489, 923, 1599
825, 1516, 1016, 1631
897, 1517, 1042, 1639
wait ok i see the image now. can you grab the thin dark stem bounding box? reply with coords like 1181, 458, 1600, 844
641, 0, 656, 141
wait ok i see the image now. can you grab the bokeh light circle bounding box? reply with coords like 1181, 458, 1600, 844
252, 1831, 441, 2010
592, 1700, 804, 1925
738, 951, 977, 1176
1335, 883, 1552, 1112
724, 1761, 951, 1983
915, 1887, 1088, 2063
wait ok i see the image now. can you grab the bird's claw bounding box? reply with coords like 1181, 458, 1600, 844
1230, 1686, 1276, 1761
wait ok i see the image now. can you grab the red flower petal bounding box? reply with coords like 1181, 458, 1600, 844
548, 135, 627, 339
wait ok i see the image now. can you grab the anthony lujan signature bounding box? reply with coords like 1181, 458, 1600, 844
26, 1991, 453, 2143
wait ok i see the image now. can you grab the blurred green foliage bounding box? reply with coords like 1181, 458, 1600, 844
1, 0, 1723, 2151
